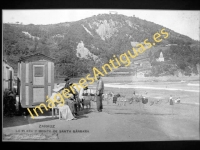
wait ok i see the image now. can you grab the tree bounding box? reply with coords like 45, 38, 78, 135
196, 63, 200, 74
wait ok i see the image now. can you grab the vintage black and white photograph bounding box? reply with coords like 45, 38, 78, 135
2, 9, 200, 141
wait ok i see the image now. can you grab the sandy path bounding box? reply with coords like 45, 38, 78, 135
3, 99, 199, 141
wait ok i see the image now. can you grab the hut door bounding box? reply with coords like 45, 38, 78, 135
31, 62, 47, 105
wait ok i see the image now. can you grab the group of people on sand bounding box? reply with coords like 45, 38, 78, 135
50, 75, 104, 121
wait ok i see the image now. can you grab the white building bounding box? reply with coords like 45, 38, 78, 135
156, 52, 164, 62
109, 11, 118, 14
136, 72, 145, 77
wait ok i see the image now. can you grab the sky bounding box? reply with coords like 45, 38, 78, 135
3, 9, 200, 41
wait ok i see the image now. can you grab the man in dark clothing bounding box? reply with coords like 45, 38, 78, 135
96, 75, 104, 112
64, 77, 72, 93
64, 77, 77, 96
63, 77, 79, 116
3, 89, 16, 117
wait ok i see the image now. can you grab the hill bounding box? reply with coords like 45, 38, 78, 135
3, 13, 200, 77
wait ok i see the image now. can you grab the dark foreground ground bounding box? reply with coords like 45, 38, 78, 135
3, 98, 199, 141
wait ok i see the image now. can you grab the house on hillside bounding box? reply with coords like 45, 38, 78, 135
130, 54, 150, 66
129, 54, 152, 77
133, 67, 152, 77
130, 55, 151, 71
156, 52, 164, 62
109, 11, 118, 14
165, 44, 178, 47
174, 69, 183, 77
136, 72, 145, 77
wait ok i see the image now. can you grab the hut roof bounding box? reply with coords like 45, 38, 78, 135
3, 58, 14, 69
19, 53, 55, 62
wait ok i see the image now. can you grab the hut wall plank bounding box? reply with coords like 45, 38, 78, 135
45, 62, 48, 104
51, 62, 54, 92
48, 86, 51, 98
25, 86, 29, 105
48, 62, 51, 83
20, 63, 22, 102
21, 62, 26, 107
29, 62, 33, 106
26, 63, 29, 83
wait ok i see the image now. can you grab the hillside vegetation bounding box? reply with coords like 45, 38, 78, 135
3, 13, 200, 77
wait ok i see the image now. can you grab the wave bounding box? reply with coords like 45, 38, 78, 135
104, 84, 199, 93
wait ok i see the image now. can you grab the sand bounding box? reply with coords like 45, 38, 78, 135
3, 80, 199, 141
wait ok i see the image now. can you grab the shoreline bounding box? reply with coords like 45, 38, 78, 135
103, 83, 199, 93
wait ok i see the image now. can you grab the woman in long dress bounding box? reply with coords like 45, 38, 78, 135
57, 103, 76, 120
51, 84, 77, 120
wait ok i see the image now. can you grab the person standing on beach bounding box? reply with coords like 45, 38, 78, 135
169, 95, 174, 115
64, 77, 71, 90
96, 75, 104, 112
169, 95, 173, 105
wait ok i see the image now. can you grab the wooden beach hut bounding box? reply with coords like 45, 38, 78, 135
18, 53, 55, 108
